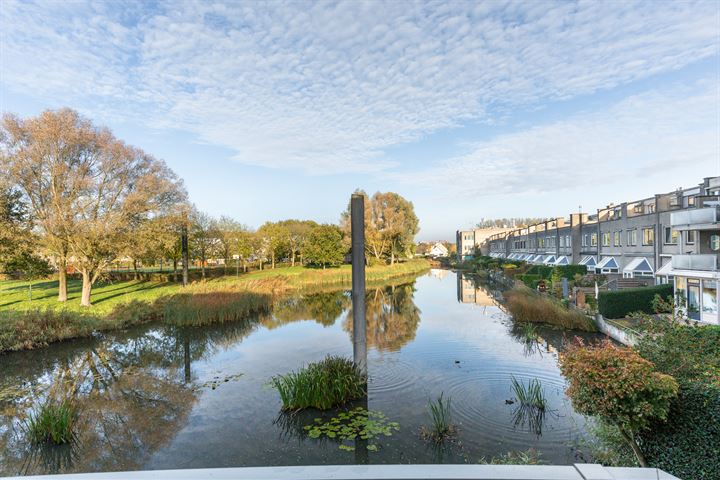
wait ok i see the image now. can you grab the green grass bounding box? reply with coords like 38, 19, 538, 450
0, 260, 430, 353
423, 392, 454, 442
511, 376, 546, 410
24, 400, 77, 445
270, 355, 367, 411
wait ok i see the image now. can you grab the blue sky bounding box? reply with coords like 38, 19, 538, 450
1, 0, 718, 241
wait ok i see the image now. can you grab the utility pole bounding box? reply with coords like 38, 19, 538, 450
181, 224, 189, 287
351, 193, 367, 373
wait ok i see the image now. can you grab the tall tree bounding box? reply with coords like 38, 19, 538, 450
278, 219, 317, 266
1, 109, 98, 301
189, 209, 218, 280
257, 221, 288, 269
305, 224, 345, 269
215, 216, 246, 273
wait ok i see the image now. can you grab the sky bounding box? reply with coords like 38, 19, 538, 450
1, 0, 719, 241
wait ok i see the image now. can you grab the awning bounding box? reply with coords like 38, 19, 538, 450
595, 256, 619, 271
531, 254, 545, 263
623, 257, 654, 275
579, 256, 597, 266
655, 261, 673, 277
521, 254, 533, 261
554, 256, 569, 266
542, 255, 557, 265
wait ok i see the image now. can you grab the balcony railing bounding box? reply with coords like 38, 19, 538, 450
672, 254, 718, 271
670, 207, 719, 229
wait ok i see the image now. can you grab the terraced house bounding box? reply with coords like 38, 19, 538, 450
478, 176, 720, 324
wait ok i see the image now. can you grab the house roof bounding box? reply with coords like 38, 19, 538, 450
623, 257, 654, 274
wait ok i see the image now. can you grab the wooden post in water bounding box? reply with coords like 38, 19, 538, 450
181, 224, 189, 287
351, 193, 367, 373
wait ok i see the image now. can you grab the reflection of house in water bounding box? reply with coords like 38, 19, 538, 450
429, 268, 450, 280
456, 275, 496, 306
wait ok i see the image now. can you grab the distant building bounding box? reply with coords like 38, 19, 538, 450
477, 176, 719, 325
456, 227, 515, 261
429, 242, 449, 257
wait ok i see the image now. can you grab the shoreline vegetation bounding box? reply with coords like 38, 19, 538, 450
0, 259, 430, 354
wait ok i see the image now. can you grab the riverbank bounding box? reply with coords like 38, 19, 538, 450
0, 259, 430, 353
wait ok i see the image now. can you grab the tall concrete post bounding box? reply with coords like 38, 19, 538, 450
181, 225, 189, 287
351, 194, 367, 373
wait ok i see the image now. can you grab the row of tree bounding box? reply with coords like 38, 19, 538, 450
0, 109, 420, 307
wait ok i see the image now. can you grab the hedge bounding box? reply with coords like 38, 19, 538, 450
597, 284, 673, 319
640, 382, 720, 480
526, 264, 587, 279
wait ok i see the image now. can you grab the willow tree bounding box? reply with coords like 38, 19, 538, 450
1, 109, 99, 301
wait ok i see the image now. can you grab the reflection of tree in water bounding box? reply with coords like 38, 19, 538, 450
264, 291, 350, 329
343, 283, 421, 352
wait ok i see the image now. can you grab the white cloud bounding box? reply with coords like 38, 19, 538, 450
398, 82, 720, 197
1, 0, 718, 173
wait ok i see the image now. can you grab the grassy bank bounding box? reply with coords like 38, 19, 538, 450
0, 259, 430, 353
504, 285, 597, 332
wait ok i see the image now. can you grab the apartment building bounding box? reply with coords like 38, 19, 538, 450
482, 176, 720, 324
456, 227, 515, 261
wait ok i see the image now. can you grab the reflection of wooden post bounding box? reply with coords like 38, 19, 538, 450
351, 194, 367, 373
181, 225, 189, 287
184, 338, 191, 383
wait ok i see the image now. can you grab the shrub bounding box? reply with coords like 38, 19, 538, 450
639, 382, 720, 480
271, 355, 367, 410
559, 340, 678, 467
636, 324, 720, 386
517, 274, 541, 289
24, 400, 77, 445
504, 285, 596, 331
598, 284, 674, 319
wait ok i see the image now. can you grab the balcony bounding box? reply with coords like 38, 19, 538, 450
670, 207, 719, 230
672, 254, 718, 271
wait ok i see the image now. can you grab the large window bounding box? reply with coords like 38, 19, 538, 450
643, 227, 654, 246
591, 233, 597, 246
703, 280, 718, 314
686, 231, 696, 245
602, 232, 610, 246
613, 231, 621, 246
627, 229, 637, 246
664, 227, 678, 245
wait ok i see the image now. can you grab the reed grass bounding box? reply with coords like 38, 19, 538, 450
511, 376, 546, 410
479, 448, 544, 465
271, 355, 367, 411
504, 285, 596, 331
424, 392, 454, 442
163, 291, 271, 326
24, 400, 77, 445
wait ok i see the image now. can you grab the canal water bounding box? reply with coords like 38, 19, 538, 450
0, 269, 604, 475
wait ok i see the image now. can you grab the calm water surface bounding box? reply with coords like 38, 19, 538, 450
0, 270, 604, 475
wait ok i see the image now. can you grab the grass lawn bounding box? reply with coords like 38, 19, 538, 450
0, 260, 430, 353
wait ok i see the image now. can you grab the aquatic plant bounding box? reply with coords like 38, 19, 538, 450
271, 355, 367, 410
521, 322, 538, 341
303, 407, 399, 451
504, 285, 596, 331
510, 376, 546, 410
479, 448, 544, 465
24, 400, 77, 445
164, 291, 271, 326
421, 392, 456, 442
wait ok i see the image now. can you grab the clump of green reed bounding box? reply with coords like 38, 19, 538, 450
0, 309, 103, 353
271, 355, 367, 411
511, 376, 546, 410
504, 285, 596, 331
163, 291, 271, 326
421, 392, 456, 442
479, 448, 544, 465
24, 400, 77, 445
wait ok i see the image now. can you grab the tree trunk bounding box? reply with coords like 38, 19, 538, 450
243, 261, 247, 273
57, 263, 68, 302
133, 259, 138, 280
291, 251, 296, 267
201, 258, 206, 279
272, 253, 275, 269
160, 258, 164, 272
391, 250, 395, 265
80, 270, 93, 307
28, 282, 33, 301
619, 427, 647, 467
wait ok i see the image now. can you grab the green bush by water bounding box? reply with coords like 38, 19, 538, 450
24, 400, 77, 445
597, 284, 674, 319
271, 355, 367, 411
504, 285, 596, 331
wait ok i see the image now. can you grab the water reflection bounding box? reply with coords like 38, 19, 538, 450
343, 283, 421, 352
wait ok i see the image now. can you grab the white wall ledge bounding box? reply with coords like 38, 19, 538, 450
3, 464, 680, 480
